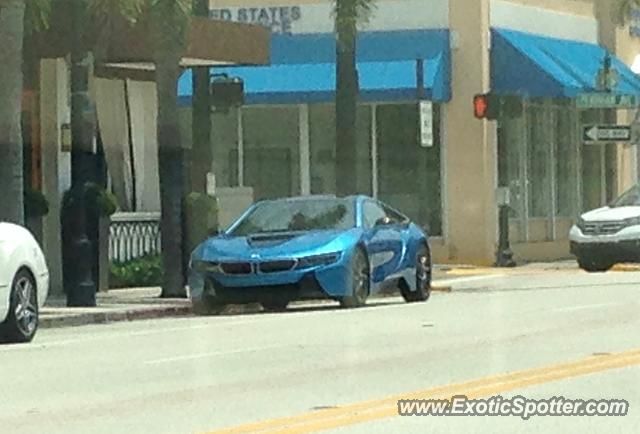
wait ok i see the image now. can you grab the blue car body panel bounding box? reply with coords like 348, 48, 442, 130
189, 195, 429, 303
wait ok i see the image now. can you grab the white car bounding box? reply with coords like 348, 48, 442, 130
569, 185, 640, 272
0, 222, 49, 343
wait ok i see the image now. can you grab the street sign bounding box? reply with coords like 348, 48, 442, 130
576, 93, 640, 109
582, 125, 632, 143
419, 100, 434, 147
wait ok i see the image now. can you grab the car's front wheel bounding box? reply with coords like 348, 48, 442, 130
401, 244, 432, 303
192, 294, 226, 316
340, 248, 370, 308
0, 269, 39, 344
577, 257, 613, 273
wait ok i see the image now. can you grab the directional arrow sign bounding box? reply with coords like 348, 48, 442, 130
583, 125, 632, 143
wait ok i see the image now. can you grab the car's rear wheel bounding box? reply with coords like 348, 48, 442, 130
577, 257, 613, 273
0, 269, 39, 344
261, 299, 290, 312
340, 248, 370, 308
401, 244, 432, 303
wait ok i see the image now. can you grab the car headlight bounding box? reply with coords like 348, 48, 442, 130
190, 260, 221, 274
624, 216, 640, 227
297, 252, 341, 269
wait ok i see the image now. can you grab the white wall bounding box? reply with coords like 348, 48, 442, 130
491, 0, 598, 43
209, 0, 449, 34
95, 78, 133, 210
127, 80, 161, 212
95, 78, 161, 213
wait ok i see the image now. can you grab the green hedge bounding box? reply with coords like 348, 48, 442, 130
109, 255, 164, 289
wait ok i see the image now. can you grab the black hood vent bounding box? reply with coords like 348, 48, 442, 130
247, 233, 299, 248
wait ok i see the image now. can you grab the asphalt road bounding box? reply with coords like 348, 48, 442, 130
1, 268, 639, 434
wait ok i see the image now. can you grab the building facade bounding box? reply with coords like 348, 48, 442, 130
33, 0, 640, 288
171, 0, 640, 265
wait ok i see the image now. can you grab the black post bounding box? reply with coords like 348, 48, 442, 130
495, 123, 516, 267
416, 59, 430, 231
67, 0, 97, 306
416, 58, 424, 99
192, 0, 212, 194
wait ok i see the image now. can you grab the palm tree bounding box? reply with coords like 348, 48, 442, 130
4, 0, 190, 298
0, 0, 26, 225
147, 0, 192, 298
333, 0, 374, 196
616, 0, 640, 25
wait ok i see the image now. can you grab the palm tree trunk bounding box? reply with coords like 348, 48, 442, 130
154, 38, 187, 298
0, 0, 26, 225
335, 0, 359, 196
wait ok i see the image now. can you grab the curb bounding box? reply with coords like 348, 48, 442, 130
431, 285, 452, 293
612, 264, 640, 272
40, 305, 193, 329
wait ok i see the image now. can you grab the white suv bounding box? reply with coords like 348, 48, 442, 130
569, 185, 640, 272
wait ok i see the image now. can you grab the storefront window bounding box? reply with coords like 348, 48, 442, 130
242, 106, 300, 200
211, 108, 239, 187
527, 105, 551, 218
580, 109, 605, 212
376, 103, 442, 235
554, 104, 578, 217
309, 104, 372, 196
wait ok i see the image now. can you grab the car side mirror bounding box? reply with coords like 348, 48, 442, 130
374, 216, 393, 227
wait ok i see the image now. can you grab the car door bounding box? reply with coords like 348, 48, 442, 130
361, 200, 405, 283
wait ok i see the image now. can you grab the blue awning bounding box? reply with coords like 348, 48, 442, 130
178, 29, 451, 105
491, 28, 640, 98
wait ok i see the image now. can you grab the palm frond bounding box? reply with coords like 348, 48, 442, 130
333, 0, 377, 30
88, 0, 146, 25
24, 0, 51, 33
146, 0, 192, 50
617, 0, 640, 26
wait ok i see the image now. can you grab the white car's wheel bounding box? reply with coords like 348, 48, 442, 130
0, 269, 39, 344
577, 257, 613, 273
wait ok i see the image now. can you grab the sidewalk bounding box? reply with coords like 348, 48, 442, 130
41, 287, 192, 329
41, 260, 636, 329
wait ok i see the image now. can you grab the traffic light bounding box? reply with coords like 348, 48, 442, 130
211, 77, 245, 108
473, 94, 522, 120
473, 94, 500, 120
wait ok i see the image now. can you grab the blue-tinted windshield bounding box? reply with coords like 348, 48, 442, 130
229, 198, 356, 236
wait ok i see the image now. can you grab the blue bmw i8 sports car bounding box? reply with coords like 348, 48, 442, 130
188, 195, 431, 313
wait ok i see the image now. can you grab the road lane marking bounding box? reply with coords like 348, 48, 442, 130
434, 275, 505, 287
0, 319, 275, 352
144, 344, 288, 365
552, 302, 624, 313
205, 347, 640, 433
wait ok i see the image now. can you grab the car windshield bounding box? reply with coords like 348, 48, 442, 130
229, 198, 356, 236
610, 185, 640, 207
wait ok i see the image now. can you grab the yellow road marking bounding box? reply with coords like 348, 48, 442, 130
206, 348, 640, 434
444, 268, 499, 276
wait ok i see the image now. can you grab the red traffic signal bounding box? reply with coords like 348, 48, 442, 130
473, 94, 522, 120
473, 94, 490, 119
473, 93, 500, 120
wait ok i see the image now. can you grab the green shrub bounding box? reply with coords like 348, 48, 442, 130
24, 187, 50, 218
109, 255, 164, 289
62, 182, 119, 218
